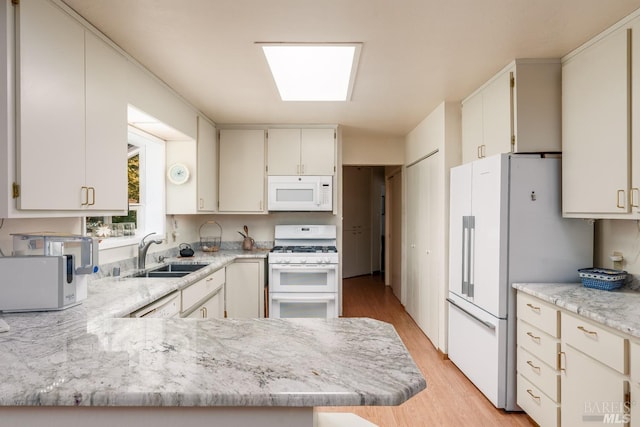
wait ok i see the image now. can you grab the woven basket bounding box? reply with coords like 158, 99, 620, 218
578, 268, 627, 291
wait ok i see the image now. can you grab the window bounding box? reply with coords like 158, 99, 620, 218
85, 127, 165, 246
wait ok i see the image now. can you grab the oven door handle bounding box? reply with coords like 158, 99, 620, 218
270, 266, 338, 272
271, 295, 336, 302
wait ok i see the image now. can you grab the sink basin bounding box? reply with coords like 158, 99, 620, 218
145, 271, 191, 278
151, 263, 208, 273
129, 263, 208, 278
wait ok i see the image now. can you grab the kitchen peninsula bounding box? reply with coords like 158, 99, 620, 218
0, 252, 425, 427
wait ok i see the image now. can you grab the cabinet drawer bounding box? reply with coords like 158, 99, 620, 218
517, 374, 560, 427
517, 293, 559, 338
518, 320, 560, 369
517, 346, 560, 402
630, 340, 640, 382
561, 312, 627, 374
182, 268, 225, 313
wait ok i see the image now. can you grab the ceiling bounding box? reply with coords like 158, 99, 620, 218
62, 0, 640, 140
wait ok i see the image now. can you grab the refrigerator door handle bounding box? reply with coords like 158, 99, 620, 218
447, 297, 496, 330
462, 216, 469, 296
468, 216, 475, 298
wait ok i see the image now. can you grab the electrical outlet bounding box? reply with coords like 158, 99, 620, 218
612, 251, 624, 270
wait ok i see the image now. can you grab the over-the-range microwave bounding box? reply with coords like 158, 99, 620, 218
267, 175, 333, 211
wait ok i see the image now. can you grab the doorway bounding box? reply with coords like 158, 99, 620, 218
341, 166, 391, 280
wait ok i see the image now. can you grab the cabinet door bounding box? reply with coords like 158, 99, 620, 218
218, 129, 265, 212
461, 91, 484, 164
631, 341, 640, 427
267, 128, 300, 175
482, 69, 513, 158
561, 345, 628, 426
16, 0, 85, 210
165, 139, 197, 214
187, 291, 223, 319
300, 128, 335, 175
197, 116, 217, 211
562, 28, 631, 216
85, 32, 128, 211
632, 22, 640, 211
226, 261, 263, 318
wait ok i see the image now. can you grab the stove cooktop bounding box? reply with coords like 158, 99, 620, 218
271, 245, 338, 254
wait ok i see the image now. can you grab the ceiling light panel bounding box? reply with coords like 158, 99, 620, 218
260, 43, 361, 101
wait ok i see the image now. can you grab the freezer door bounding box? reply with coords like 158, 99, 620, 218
447, 293, 508, 409
448, 162, 473, 299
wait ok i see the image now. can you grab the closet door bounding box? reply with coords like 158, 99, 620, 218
405, 163, 420, 320
406, 154, 440, 346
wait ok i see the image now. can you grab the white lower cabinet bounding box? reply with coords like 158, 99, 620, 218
225, 259, 265, 318
181, 268, 225, 319
186, 290, 223, 319
517, 292, 632, 426
631, 341, 640, 426
561, 344, 627, 426
517, 293, 561, 427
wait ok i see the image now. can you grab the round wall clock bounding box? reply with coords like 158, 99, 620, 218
167, 163, 190, 185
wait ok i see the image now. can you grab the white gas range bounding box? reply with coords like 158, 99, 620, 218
268, 225, 339, 318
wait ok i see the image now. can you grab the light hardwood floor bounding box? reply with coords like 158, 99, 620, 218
318, 274, 535, 427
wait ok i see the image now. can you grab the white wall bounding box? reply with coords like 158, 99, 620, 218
126, 59, 198, 140
595, 220, 640, 287
342, 132, 404, 165
172, 213, 339, 248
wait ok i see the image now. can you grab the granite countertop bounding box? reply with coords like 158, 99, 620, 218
513, 282, 640, 339
0, 251, 425, 408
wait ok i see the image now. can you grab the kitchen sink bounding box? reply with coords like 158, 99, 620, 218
151, 263, 209, 273
129, 263, 208, 278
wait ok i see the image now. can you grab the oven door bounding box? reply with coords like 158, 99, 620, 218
269, 263, 338, 293
270, 293, 338, 318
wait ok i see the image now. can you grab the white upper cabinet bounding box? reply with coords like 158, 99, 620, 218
84, 31, 128, 212
562, 24, 633, 218
14, 0, 127, 213
218, 129, 266, 213
166, 116, 217, 214
196, 116, 217, 212
461, 59, 561, 164
267, 128, 335, 175
16, 0, 85, 210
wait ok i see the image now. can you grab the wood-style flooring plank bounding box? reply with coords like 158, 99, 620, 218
317, 274, 535, 427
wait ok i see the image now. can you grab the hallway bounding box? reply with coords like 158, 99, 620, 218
318, 274, 534, 426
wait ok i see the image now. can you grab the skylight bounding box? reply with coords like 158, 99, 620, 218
260, 43, 361, 101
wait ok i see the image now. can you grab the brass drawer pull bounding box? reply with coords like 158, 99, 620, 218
526, 360, 541, 373
577, 325, 598, 337
526, 331, 541, 343
526, 303, 541, 312
526, 389, 541, 402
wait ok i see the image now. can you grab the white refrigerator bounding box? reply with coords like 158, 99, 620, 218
447, 153, 593, 410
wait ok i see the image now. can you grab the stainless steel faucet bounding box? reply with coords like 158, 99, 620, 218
138, 233, 164, 269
